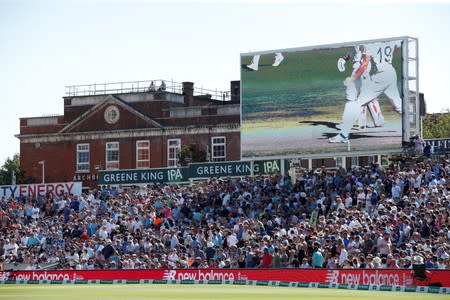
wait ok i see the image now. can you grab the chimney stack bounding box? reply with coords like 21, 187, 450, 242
230, 81, 240, 102
182, 82, 194, 106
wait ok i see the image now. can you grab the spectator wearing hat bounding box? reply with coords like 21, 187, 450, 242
372, 256, 382, 268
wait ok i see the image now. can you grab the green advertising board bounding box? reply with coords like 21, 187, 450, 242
253, 159, 283, 174
99, 167, 189, 185
98, 159, 289, 185
190, 161, 252, 178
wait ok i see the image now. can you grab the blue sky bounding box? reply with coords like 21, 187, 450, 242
1, 0, 449, 165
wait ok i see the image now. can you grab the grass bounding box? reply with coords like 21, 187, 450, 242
0, 285, 448, 300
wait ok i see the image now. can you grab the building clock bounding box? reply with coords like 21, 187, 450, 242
104, 105, 120, 124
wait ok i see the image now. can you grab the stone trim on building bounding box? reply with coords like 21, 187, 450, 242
17, 124, 240, 144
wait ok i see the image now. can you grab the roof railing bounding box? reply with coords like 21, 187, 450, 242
65, 79, 231, 101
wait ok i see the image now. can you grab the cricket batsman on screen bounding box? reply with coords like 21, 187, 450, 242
329, 41, 403, 143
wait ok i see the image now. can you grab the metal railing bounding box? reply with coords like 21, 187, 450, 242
424, 138, 450, 155
65, 79, 232, 101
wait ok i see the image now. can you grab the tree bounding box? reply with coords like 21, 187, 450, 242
178, 143, 207, 166
423, 112, 450, 139
0, 153, 26, 185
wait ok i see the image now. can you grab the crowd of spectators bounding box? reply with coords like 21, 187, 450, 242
1, 156, 449, 271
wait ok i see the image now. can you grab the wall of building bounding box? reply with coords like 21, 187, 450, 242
20, 130, 240, 188
18, 81, 241, 189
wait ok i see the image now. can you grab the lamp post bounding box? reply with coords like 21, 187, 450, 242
38, 160, 45, 184
94, 165, 102, 184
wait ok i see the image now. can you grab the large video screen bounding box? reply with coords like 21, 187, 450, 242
241, 38, 405, 158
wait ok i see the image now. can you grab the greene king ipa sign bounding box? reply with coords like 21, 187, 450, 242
98, 160, 286, 185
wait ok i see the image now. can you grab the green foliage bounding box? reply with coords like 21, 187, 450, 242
0, 153, 26, 185
178, 143, 207, 166
423, 112, 450, 139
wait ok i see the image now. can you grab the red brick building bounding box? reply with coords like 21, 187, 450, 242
17, 80, 240, 188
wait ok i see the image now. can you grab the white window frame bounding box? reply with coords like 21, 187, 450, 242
335, 157, 343, 168
106, 142, 120, 170
136, 140, 150, 169
351, 156, 359, 168
211, 136, 226, 162
76, 143, 90, 172
167, 139, 181, 167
